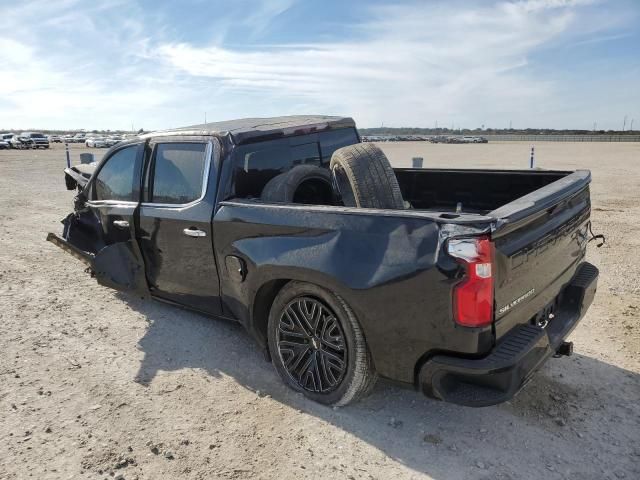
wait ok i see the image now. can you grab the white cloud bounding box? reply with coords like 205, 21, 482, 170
0, 0, 637, 130
156, 1, 581, 127
517, 0, 597, 11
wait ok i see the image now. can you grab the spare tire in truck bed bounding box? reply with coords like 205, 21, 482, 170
330, 143, 405, 209
261, 165, 334, 205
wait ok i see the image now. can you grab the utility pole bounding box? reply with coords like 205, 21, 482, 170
631, 119, 634, 131
204, 111, 207, 124
623, 115, 627, 131
593, 122, 597, 132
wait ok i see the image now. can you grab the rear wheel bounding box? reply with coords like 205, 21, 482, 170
267, 281, 377, 406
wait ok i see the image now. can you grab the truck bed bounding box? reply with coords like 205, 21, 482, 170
394, 168, 571, 214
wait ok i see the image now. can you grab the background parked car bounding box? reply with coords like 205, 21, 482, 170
85, 137, 107, 148
1, 133, 15, 147
21, 132, 49, 149
460, 136, 489, 143
104, 136, 121, 147
0, 139, 9, 149
9, 134, 33, 149
47, 134, 62, 143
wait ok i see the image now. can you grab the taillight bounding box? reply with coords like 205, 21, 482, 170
448, 236, 494, 327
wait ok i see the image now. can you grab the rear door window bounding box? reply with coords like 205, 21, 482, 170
148, 143, 208, 204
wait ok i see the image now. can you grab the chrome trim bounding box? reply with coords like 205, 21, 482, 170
113, 220, 130, 228
86, 200, 137, 208
140, 139, 216, 209
183, 228, 206, 237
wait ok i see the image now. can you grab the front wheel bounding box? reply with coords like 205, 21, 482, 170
267, 281, 377, 406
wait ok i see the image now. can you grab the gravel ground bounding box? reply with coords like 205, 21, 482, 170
0, 142, 638, 480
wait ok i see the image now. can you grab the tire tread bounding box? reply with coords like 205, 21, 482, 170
330, 143, 404, 209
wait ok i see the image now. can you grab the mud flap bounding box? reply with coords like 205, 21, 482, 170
92, 241, 148, 293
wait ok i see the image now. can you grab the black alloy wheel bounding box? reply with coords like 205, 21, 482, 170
277, 297, 347, 393
267, 281, 377, 406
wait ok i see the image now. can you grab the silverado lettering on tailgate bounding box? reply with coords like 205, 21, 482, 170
498, 288, 536, 316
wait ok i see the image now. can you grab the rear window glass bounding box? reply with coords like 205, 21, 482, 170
232, 140, 321, 198
319, 128, 359, 163
150, 143, 207, 204
230, 128, 358, 199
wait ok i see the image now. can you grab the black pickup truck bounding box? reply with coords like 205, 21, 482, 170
49, 115, 600, 407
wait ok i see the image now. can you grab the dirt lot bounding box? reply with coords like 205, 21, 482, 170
1, 142, 638, 480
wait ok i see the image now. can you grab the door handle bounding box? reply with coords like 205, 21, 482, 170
113, 220, 129, 229
183, 227, 206, 238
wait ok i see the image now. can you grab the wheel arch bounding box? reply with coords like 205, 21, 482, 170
247, 272, 374, 369
250, 278, 291, 359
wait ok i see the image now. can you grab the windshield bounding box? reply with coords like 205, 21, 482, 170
30, 133, 45, 138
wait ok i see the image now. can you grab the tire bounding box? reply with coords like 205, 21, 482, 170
261, 165, 334, 205
330, 143, 405, 209
268, 281, 377, 406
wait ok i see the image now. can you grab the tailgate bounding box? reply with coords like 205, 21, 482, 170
490, 170, 592, 339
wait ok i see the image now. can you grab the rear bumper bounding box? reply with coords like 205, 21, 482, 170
418, 262, 598, 407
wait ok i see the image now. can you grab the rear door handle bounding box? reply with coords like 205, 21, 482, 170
183, 228, 206, 237
113, 220, 129, 229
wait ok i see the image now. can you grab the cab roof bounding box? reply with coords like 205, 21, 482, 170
141, 115, 356, 145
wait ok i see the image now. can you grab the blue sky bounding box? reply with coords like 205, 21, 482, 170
1, 0, 638, 131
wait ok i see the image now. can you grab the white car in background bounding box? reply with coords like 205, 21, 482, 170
460, 136, 489, 143
85, 137, 107, 148
104, 136, 121, 147
1, 133, 15, 147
